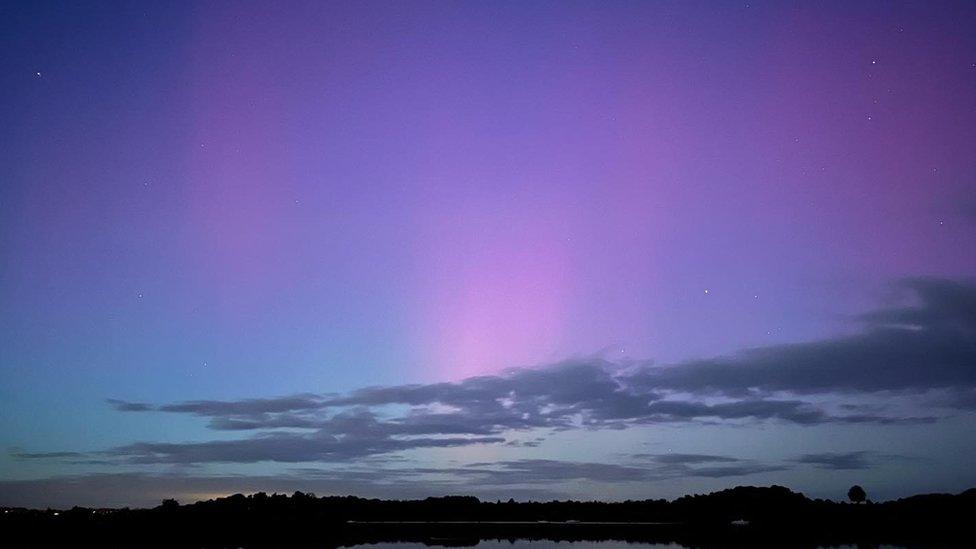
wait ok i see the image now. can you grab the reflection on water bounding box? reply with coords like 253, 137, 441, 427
354, 543, 684, 549
352, 542, 909, 549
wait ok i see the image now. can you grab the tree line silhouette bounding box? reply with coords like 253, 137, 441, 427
2, 485, 975, 547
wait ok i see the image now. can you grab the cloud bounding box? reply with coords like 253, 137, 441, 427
159, 395, 330, 416
640, 399, 829, 424
43, 278, 973, 466
632, 278, 976, 397
109, 431, 506, 465
325, 360, 659, 426
941, 388, 976, 409
106, 399, 154, 412
449, 458, 788, 485
687, 464, 790, 478
505, 437, 545, 448
793, 451, 886, 470
633, 453, 742, 465
466, 459, 655, 484
10, 451, 84, 459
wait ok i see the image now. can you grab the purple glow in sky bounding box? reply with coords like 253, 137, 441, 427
1, 1, 975, 508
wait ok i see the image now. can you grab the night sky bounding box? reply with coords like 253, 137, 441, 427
2, 1, 975, 508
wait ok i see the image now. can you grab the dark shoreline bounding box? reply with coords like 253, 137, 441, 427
3, 485, 974, 548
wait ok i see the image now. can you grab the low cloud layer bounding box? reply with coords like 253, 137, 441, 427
792, 451, 903, 471
20, 278, 976, 469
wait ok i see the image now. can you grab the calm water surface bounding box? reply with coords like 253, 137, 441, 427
352, 542, 909, 549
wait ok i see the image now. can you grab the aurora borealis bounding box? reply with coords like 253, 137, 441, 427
1, 1, 975, 508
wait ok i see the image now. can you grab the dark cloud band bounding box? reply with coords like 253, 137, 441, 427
75, 278, 976, 465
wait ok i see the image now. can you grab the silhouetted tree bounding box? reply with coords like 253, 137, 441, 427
159, 498, 180, 510
848, 485, 867, 504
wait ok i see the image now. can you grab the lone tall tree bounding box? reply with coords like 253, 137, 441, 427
848, 485, 867, 504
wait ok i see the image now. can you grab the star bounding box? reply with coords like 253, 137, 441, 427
35, 71, 41, 77
704, 289, 710, 295
137, 293, 144, 299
